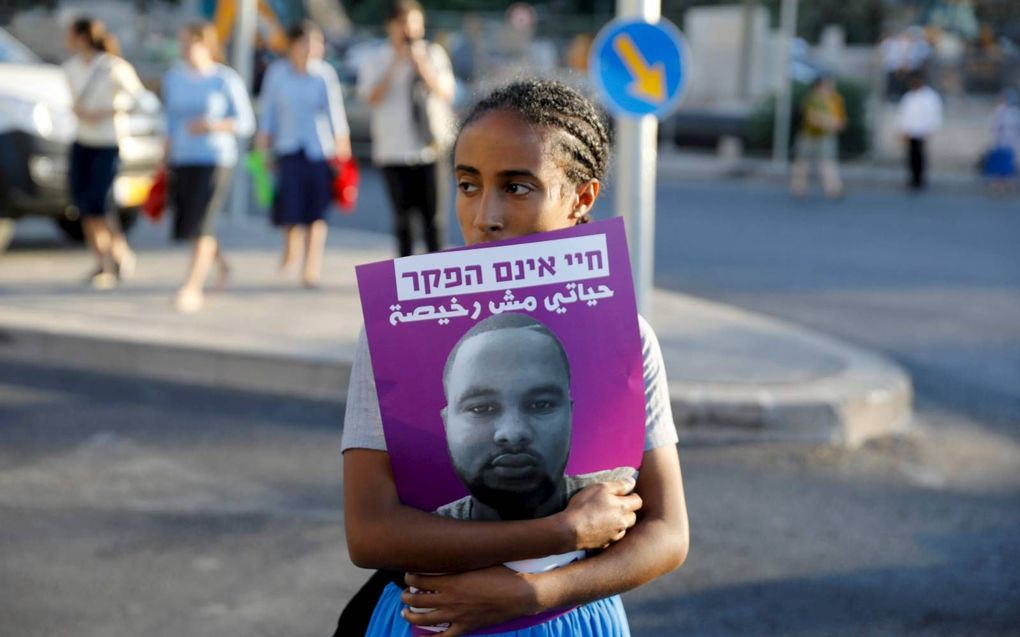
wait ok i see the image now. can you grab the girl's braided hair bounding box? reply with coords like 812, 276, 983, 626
459, 80, 612, 221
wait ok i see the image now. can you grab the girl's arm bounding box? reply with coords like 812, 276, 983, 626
401, 444, 689, 637
409, 42, 454, 104
359, 47, 399, 107
161, 75, 176, 162
343, 448, 642, 573
114, 58, 145, 111
256, 64, 279, 148
200, 69, 255, 137
322, 65, 352, 160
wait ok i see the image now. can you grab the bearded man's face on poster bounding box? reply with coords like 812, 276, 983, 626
442, 325, 573, 515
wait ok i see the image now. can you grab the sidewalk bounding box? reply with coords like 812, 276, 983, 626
0, 219, 912, 447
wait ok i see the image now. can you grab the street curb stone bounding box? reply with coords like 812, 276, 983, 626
0, 326, 350, 402
0, 288, 913, 448
650, 291, 914, 447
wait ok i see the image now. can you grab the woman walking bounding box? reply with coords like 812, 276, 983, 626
257, 21, 351, 288
162, 22, 254, 312
983, 88, 1020, 194
338, 80, 689, 637
63, 17, 145, 289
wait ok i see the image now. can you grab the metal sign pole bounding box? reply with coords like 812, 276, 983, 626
229, 0, 257, 223
772, 0, 799, 166
615, 0, 660, 317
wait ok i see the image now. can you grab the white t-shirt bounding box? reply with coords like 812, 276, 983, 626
63, 53, 145, 147
897, 86, 943, 139
356, 41, 455, 166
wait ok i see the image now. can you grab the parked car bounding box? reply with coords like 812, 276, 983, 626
0, 27, 163, 252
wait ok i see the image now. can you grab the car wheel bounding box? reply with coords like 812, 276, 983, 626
0, 219, 15, 253
55, 209, 139, 243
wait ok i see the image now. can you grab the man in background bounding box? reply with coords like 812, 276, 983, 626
357, 0, 455, 257
897, 71, 943, 190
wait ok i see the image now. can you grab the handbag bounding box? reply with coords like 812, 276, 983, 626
409, 47, 455, 152
141, 167, 166, 222
245, 149, 275, 209
331, 156, 360, 213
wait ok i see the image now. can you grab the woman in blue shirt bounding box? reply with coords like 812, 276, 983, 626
162, 22, 255, 313
257, 21, 351, 289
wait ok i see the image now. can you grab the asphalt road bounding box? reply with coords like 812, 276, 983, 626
1, 359, 1017, 637
645, 180, 1020, 434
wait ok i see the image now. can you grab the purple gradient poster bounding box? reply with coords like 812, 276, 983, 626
355, 218, 645, 635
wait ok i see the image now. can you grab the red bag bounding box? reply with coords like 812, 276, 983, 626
142, 167, 166, 222
331, 157, 359, 214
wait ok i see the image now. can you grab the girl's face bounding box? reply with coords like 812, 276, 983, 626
66, 29, 84, 54
289, 36, 310, 65
454, 110, 599, 246
178, 30, 210, 64
290, 32, 324, 66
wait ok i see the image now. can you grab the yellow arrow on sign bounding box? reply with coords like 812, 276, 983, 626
612, 33, 666, 104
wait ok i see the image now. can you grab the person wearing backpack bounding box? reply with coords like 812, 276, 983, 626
357, 0, 455, 257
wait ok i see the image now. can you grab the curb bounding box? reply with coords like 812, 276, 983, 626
650, 293, 914, 448
0, 326, 350, 403
1, 289, 914, 448
671, 358, 914, 447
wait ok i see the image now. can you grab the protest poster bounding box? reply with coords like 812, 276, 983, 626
355, 217, 645, 634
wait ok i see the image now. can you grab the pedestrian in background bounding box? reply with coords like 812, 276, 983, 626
982, 88, 1019, 194
790, 75, 847, 199
162, 22, 254, 313
257, 21, 351, 288
63, 17, 145, 289
897, 72, 943, 191
357, 0, 455, 257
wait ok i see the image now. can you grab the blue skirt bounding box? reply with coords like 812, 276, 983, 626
272, 150, 333, 226
366, 583, 631, 637
984, 146, 1017, 178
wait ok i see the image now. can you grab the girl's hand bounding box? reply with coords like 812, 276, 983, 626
188, 118, 211, 135
560, 478, 642, 550
334, 135, 352, 162
401, 567, 540, 637
73, 104, 98, 123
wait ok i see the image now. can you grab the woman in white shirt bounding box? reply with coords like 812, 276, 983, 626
63, 17, 145, 289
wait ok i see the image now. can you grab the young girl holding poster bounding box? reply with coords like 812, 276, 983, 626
341, 80, 689, 636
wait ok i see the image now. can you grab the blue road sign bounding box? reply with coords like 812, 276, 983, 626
589, 18, 689, 118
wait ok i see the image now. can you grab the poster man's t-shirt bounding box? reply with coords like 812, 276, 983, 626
340, 315, 678, 455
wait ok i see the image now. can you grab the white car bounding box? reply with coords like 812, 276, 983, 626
0, 27, 163, 251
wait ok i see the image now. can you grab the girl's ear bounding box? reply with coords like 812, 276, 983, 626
568, 179, 600, 221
